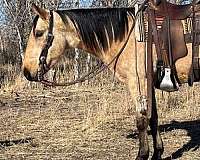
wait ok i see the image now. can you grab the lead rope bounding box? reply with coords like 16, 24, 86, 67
41, 11, 136, 87
134, 37, 142, 96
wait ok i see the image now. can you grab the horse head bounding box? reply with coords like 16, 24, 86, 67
22, 4, 80, 81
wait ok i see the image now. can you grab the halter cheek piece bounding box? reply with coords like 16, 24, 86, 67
38, 10, 54, 81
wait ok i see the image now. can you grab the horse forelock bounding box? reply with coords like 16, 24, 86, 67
56, 8, 134, 53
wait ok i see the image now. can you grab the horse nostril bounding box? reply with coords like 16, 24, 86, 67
23, 68, 35, 81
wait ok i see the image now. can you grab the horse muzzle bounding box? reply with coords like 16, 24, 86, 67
23, 67, 39, 82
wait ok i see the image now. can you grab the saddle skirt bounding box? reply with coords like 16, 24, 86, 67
161, 19, 188, 63
135, 14, 188, 64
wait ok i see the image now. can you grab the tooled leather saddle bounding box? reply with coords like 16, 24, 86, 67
144, 0, 200, 90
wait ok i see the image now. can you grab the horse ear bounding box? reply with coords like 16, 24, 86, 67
32, 3, 49, 20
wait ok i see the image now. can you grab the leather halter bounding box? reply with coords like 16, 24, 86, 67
38, 10, 54, 81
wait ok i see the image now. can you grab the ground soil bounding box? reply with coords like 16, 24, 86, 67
0, 83, 199, 160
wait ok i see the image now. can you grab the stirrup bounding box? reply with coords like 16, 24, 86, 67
159, 67, 179, 92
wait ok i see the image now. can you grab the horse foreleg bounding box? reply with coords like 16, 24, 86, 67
136, 96, 149, 160
150, 89, 164, 160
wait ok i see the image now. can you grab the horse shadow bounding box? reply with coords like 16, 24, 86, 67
127, 119, 200, 159
0, 137, 33, 149
159, 120, 200, 159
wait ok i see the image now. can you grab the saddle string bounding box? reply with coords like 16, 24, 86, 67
41, 11, 136, 87
134, 3, 148, 95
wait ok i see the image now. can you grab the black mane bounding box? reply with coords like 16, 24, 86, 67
56, 8, 134, 52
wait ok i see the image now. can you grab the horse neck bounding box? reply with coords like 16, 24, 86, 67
61, 9, 135, 63
76, 22, 135, 65
77, 38, 131, 64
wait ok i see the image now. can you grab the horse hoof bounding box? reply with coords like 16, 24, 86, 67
151, 154, 162, 160
135, 155, 149, 160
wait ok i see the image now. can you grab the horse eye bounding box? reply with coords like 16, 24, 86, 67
35, 31, 44, 38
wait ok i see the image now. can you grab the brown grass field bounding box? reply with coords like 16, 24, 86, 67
0, 64, 200, 160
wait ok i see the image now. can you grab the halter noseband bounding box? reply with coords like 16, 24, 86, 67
38, 10, 54, 81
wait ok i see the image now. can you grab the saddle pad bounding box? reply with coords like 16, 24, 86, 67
161, 19, 188, 63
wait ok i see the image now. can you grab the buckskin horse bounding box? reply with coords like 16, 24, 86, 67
22, 1, 200, 159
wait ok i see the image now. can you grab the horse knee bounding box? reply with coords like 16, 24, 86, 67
136, 95, 149, 131
136, 114, 149, 131
136, 95, 148, 115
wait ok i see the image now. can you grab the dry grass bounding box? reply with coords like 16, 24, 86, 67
0, 64, 200, 159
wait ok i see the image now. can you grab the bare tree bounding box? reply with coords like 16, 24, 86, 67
0, 0, 133, 85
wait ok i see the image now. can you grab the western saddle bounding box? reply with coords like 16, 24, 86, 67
141, 0, 200, 92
